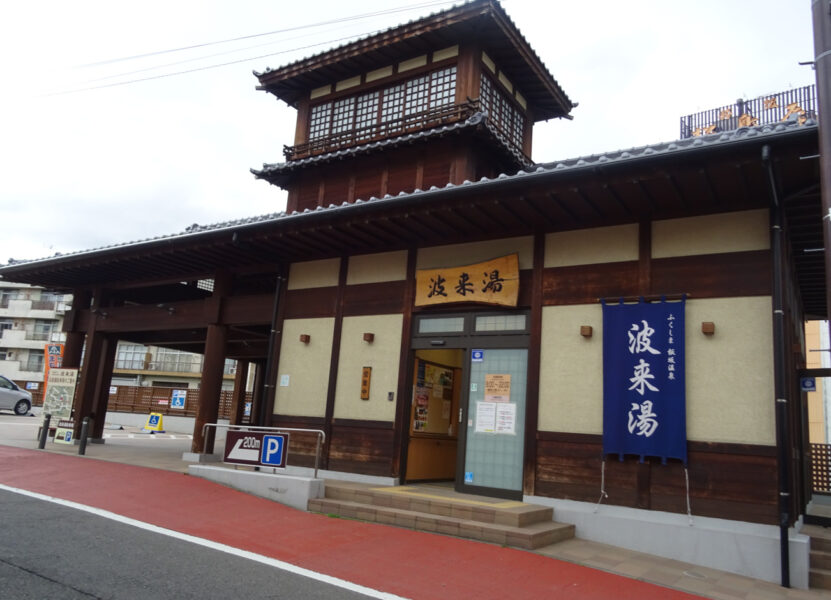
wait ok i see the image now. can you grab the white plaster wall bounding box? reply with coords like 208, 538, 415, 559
416, 236, 534, 270
686, 296, 774, 445
652, 209, 769, 258
287, 258, 341, 290
273, 318, 334, 417
538, 298, 775, 446
347, 251, 408, 285
545, 224, 639, 267
333, 314, 402, 421
539, 304, 603, 434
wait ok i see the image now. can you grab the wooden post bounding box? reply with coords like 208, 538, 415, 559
230, 360, 249, 425
191, 272, 232, 454
251, 362, 265, 426
90, 335, 117, 439
62, 289, 91, 369
73, 330, 104, 438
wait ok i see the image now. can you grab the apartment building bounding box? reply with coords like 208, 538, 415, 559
0, 282, 68, 390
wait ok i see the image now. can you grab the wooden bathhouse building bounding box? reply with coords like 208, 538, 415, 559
0, 0, 824, 588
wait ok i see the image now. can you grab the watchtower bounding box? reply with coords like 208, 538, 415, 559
252, 0, 574, 214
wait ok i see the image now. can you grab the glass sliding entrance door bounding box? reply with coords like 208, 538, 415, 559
410, 311, 529, 499
461, 348, 527, 496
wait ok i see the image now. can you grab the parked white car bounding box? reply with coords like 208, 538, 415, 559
0, 375, 32, 415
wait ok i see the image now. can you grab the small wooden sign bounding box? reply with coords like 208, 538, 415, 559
361, 367, 372, 400
415, 253, 519, 307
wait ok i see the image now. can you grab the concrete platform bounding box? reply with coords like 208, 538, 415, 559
189, 464, 323, 511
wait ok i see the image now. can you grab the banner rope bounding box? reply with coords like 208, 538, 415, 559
594, 459, 608, 513
684, 466, 694, 526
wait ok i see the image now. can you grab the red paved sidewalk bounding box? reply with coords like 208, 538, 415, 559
0, 446, 702, 600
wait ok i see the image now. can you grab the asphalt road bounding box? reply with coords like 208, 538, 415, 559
0, 488, 373, 600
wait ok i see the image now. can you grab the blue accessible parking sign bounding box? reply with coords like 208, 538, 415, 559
260, 434, 288, 468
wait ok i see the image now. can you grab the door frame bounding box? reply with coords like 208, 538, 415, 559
407, 310, 530, 499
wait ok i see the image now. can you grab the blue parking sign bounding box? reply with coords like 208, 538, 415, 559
170, 389, 186, 409
260, 434, 288, 467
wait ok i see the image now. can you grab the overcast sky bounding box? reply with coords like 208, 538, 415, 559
0, 0, 816, 265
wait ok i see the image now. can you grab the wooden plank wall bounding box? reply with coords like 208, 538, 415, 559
272, 414, 395, 476
536, 433, 778, 524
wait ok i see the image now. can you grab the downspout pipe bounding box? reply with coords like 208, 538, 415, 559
762, 143, 791, 589
259, 272, 284, 427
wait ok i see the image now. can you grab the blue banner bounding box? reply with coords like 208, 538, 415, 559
602, 298, 686, 464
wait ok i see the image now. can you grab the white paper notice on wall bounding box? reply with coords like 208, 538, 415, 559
495, 403, 516, 434
280, 374, 290, 387
475, 401, 496, 433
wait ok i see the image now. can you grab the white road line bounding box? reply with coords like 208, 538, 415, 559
0, 483, 408, 600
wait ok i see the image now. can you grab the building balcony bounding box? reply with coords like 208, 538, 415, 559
0, 328, 55, 350
283, 100, 486, 161
680, 85, 816, 139
0, 298, 62, 319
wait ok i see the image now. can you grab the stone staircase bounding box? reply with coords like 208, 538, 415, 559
308, 481, 574, 550
804, 524, 831, 590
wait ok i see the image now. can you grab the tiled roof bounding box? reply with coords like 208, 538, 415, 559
1, 119, 816, 271
254, 0, 573, 119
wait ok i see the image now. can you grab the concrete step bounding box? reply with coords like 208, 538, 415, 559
322, 481, 553, 528
308, 497, 575, 550
811, 549, 831, 571
809, 567, 831, 590
803, 524, 831, 553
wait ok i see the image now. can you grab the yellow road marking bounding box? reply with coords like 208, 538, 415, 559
371, 486, 525, 508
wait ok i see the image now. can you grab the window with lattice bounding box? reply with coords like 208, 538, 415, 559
309, 103, 332, 141
306, 65, 458, 147
480, 74, 526, 152
430, 67, 456, 109
331, 97, 356, 135
355, 91, 379, 141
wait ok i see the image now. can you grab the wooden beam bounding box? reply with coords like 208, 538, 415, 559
523, 233, 544, 495
322, 257, 348, 469
393, 248, 417, 479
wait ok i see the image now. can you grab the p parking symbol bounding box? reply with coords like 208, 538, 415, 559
261, 434, 287, 467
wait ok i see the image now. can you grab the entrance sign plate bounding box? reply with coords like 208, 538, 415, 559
414, 253, 519, 307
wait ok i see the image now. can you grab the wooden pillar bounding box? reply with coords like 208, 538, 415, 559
191, 272, 232, 453
73, 329, 104, 437
62, 289, 91, 368
192, 324, 227, 453
392, 248, 417, 478
90, 335, 117, 439
321, 257, 348, 469
523, 233, 544, 495
230, 360, 249, 425
251, 362, 266, 426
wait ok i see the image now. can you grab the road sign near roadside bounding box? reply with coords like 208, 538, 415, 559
224, 431, 289, 468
